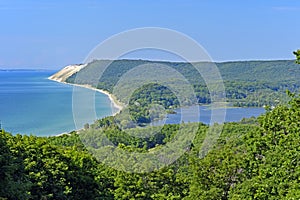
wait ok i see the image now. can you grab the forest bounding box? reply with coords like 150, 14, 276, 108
66, 58, 300, 125
0, 53, 299, 199
67, 59, 300, 108
0, 91, 299, 199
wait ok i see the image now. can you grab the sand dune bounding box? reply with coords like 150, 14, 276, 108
48, 64, 86, 82
48, 64, 124, 115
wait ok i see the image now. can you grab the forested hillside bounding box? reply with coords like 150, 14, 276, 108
67, 59, 300, 107
1, 92, 299, 199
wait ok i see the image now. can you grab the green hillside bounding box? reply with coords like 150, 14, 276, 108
67, 59, 300, 107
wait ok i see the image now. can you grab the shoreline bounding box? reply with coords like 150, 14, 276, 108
48, 77, 124, 114
47, 77, 125, 137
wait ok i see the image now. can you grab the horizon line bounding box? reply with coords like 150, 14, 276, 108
0, 58, 296, 70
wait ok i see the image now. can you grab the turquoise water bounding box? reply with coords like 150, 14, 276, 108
0, 70, 114, 136
0, 70, 265, 136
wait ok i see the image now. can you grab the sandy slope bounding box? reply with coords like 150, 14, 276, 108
48, 64, 124, 114
48, 64, 86, 82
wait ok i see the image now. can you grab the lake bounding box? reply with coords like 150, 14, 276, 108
151, 105, 265, 126
0, 70, 265, 136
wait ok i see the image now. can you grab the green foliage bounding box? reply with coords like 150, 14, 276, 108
0, 132, 30, 200
66, 59, 300, 127
0, 132, 114, 199
67, 59, 300, 108
128, 83, 179, 124
1, 55, 299, 199
293, 49, 300, 64
1, 93, 299, 199
188, 93, 300, 199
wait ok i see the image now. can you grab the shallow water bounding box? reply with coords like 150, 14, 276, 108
0, 70, 114, 136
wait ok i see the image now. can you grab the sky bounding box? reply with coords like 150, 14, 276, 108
0, 0, 299, 69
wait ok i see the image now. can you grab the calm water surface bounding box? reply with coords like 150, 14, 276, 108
0, 70, 114, 136
152, 105, 265, 126
0, 70, 265, 136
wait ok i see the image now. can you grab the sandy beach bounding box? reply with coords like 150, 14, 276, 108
48, 77, 124, 115
48, 77, 125, 137
48, 64, 124, 115
47, 64, 125, 136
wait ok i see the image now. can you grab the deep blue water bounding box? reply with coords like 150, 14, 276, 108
0, 70, 114, 136
0, 71, 265, 136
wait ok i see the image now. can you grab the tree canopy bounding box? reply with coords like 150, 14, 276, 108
0, 52, 299, 199
294, 49, 300, 64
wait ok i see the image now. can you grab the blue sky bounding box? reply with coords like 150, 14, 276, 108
0, 0, 299, 69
